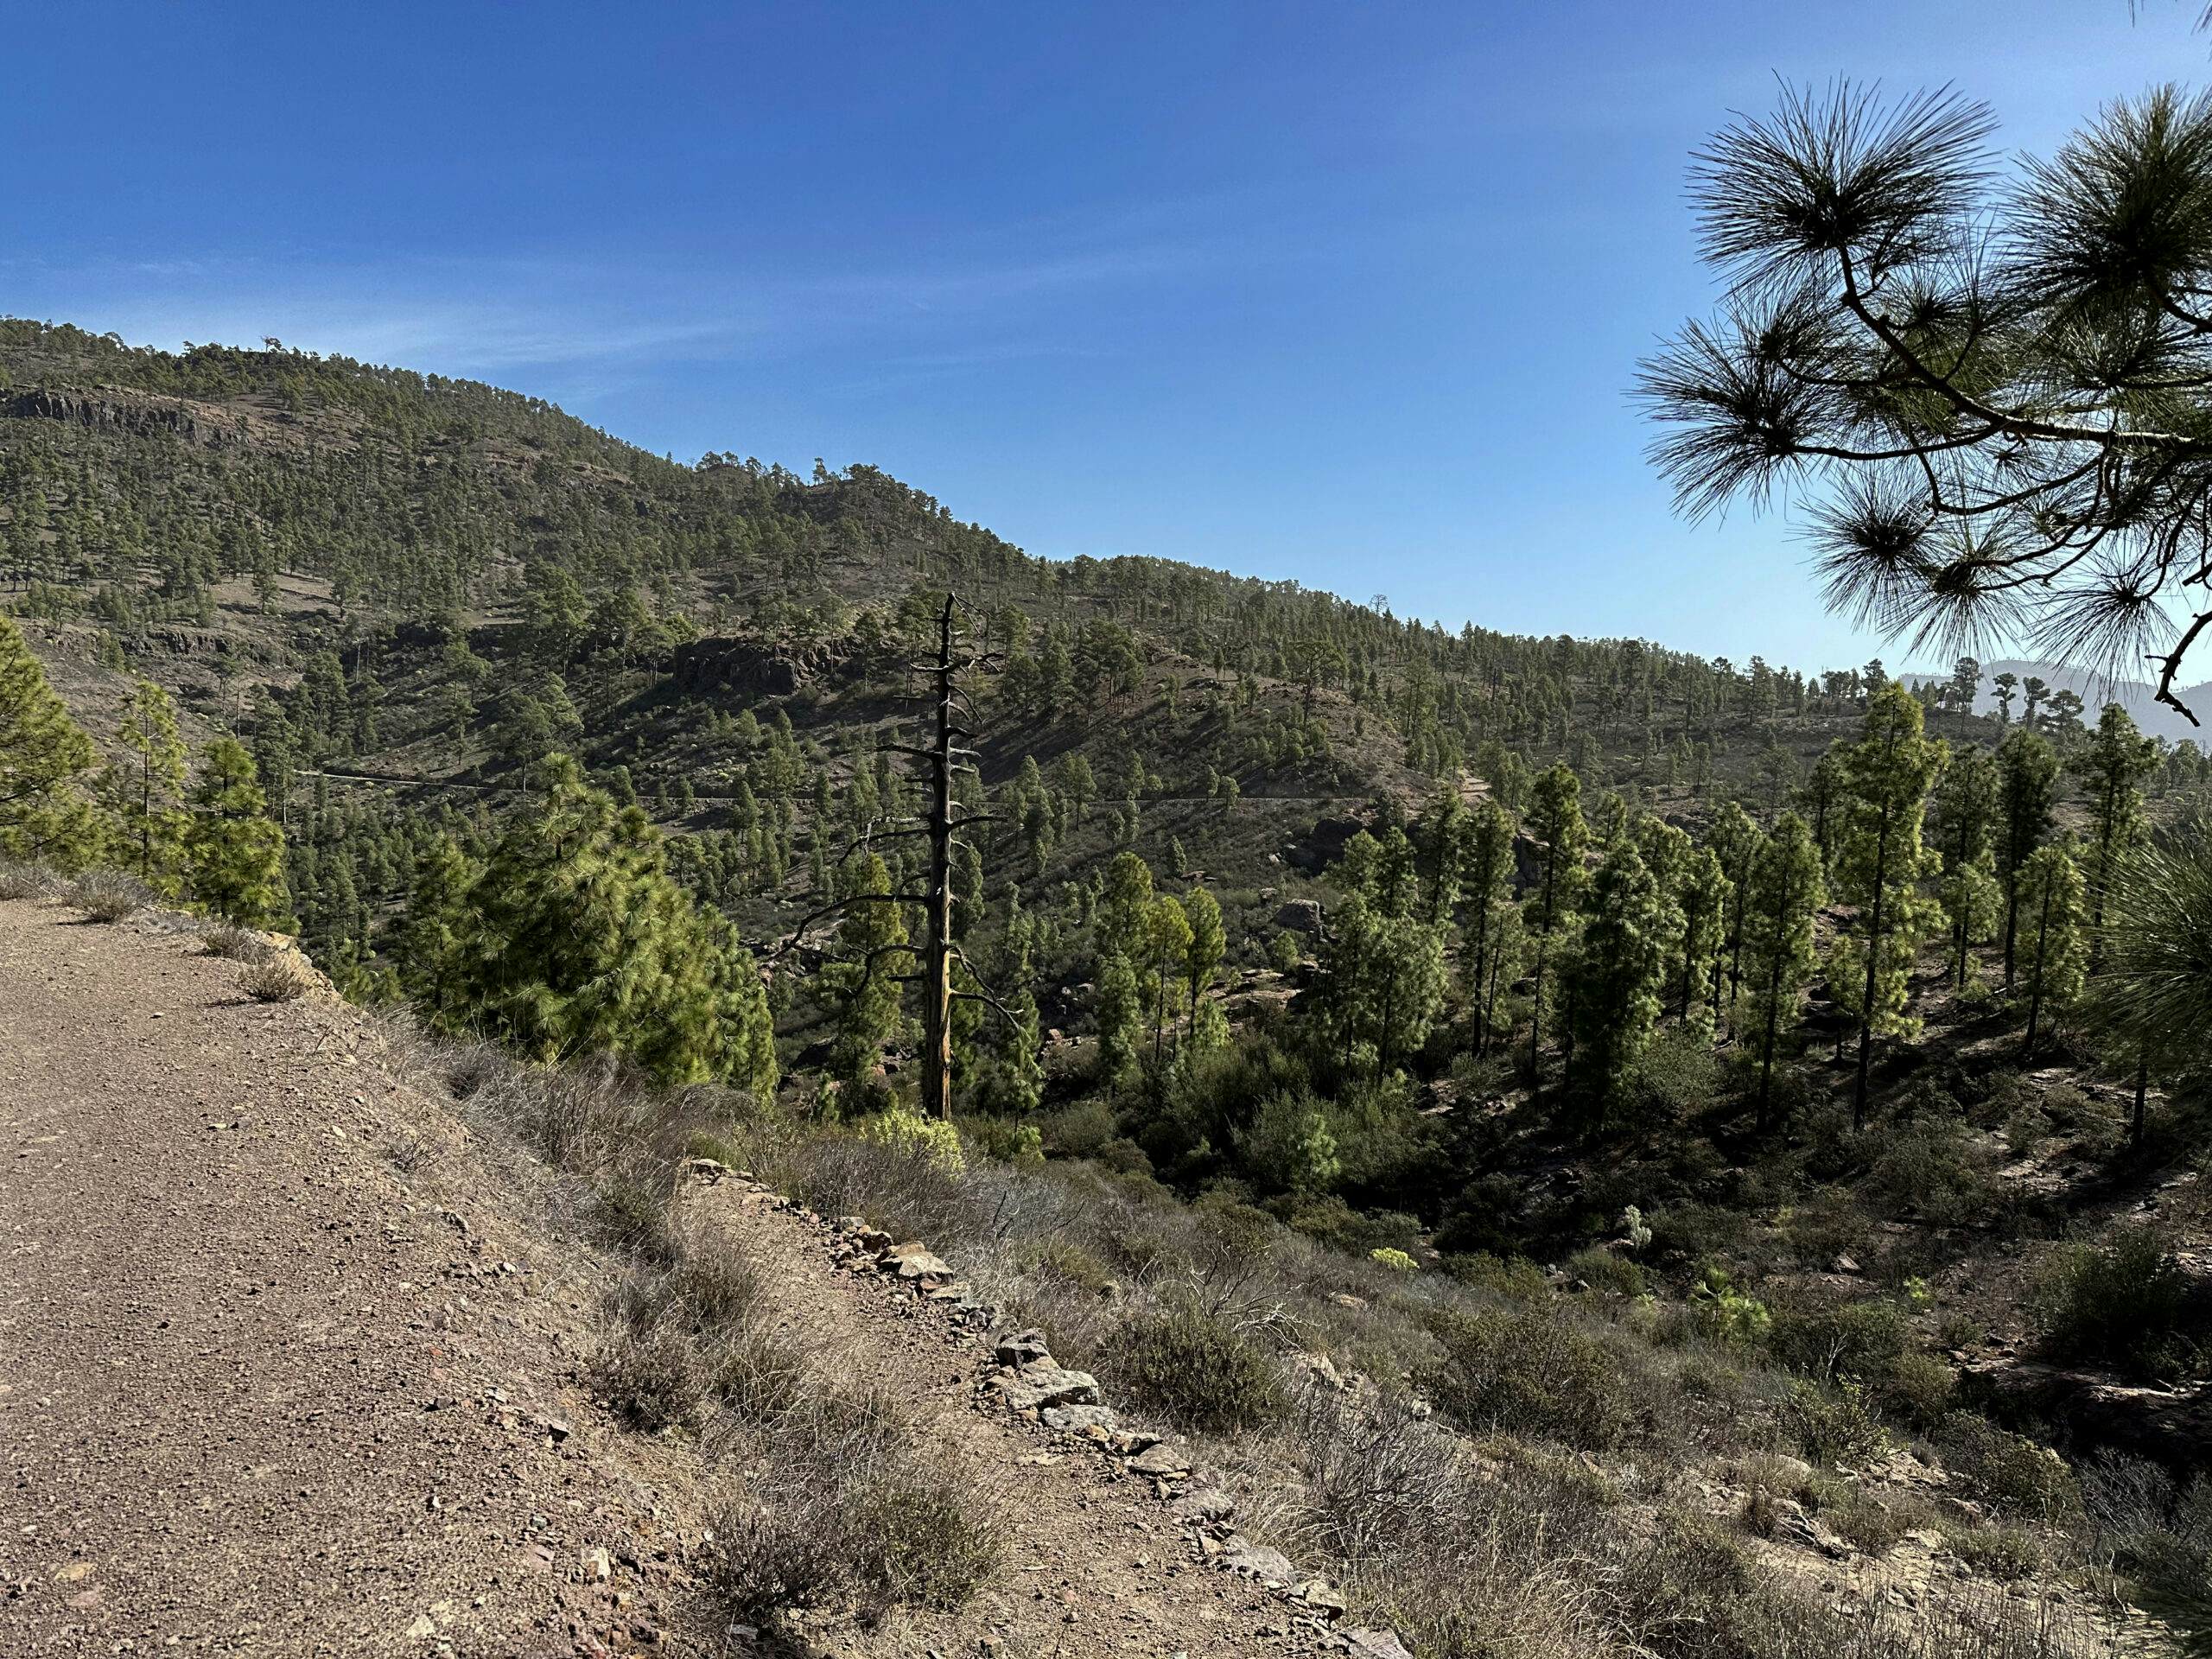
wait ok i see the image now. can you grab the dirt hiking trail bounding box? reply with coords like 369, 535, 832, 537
0, 899, 1353, 1659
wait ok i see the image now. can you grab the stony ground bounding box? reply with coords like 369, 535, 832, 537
0, 897, 1354, 1658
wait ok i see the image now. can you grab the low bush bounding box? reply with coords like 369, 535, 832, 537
2033, 1229, 2195, 1380
1765, 1292, 1907, 1386
71, 868, 150, 923
2084, 1455, 2212, 1612
1441, 1251, 1550, 1302
1111, 1297, 1288, 1435
1878, 1351, 1959, 1430
0, 860, 53, 900
1565, 1244, 1645, 1298
710, 1414, 1001, 1618
200, 922, 273, 962
1421, 1305, 1638, 1451
859, 1103, 965, 1173
1781, 1380, 1886, 1468
591, 1304, 709, 1433
1940, 1414, 2082, 1522
238, 957, 307, 1002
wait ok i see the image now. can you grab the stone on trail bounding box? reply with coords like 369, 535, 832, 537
992, 1327, 1052, 1367
997, 1361, 1102, 1412
877, 1241, 954, 1281
1039, 1403, 1119, 1433
1217, 1533, 1295, 1586
1173, 1486, 1236, 1523
1341, 1630, 1415, 1659
1128, 1440, 1191, 1477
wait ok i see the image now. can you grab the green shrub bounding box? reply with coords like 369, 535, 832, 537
1781, 1380, 1886, 1468
859, 1105, 965, 1173
1940, 1415, 2082, 1522
1370, 1247, 1418, 1273
1022, 1236, 1116, 1296
1765, 1293, 1907, 1385
1441, 1251, 1551, 1302
1565, 1245, 1645, 1298
1625, 1028, 1722, 1123
1942, 1522, 2044, 1580
2033, 1230, 2194, 1380
1421, 1306, 1638, 1451
1878, 1352, 1958, 1430
1688, 1266, 1771, 1347
1112, 1298, 1288, 1435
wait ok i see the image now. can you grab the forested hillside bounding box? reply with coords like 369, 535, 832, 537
8, 317, 2212, 1654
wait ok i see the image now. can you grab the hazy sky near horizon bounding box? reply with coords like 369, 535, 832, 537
3, 2, 2202, 676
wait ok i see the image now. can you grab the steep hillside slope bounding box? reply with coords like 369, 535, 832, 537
0, 893, 1352, 1659
0, 319, 1992, 994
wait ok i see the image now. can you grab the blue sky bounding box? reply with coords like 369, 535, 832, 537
2, 2, 2202, 677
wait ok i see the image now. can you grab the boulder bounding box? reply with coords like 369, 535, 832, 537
1040, 1404, 1119, 1433
993, 1327, 1052, 1368
1128, 1441, 1191, 1478
1218, 1534, 1295, 1585
998, 1362, 1102, 1412
1343, 1630, 1415, 1659
877, 1242, 953, 1281
1273, 898, 1324, 934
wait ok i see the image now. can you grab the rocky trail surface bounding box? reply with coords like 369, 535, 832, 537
0, 899, 1376, 1659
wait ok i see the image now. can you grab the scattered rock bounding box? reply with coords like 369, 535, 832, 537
993, 1327, 1052, 1368
683, 1158, 732, 1184
1294, 1579, 1348, 1614
1218, 1534, 1295, 1586
1128, 1441, 1192, 1477
1173, 1486, 1236, 1523
581, 1545, 612, 1582
879, 1241, 955, 1281
1040, 1404, 1119, 1433
998, 1362, 1103, 1412
1342, 1630, 1415, 1659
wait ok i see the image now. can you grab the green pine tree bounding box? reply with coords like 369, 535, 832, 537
0, 613, 100, 869
1739, 813, 1826, 1125
1830, 684, 1946, 1128
1565, 840, 1669, 1130
2019, 843, 2087, 1063
103, 677, 188, 893
187, 738, 288, 925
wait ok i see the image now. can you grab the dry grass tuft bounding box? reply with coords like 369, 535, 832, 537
200, 923, 273, 963
70, 868, 152, 923
238, 957, 307, 1002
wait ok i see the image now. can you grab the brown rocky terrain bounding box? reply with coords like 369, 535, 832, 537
0, 895, 1384, 1658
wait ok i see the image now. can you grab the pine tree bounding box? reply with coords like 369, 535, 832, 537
1565, 839, 1669, 1130
1144, 893, 1193, 1066
998, 985, 1046, 1115
2069, 704, 2158, 965
1096, 950, 1143, 1087
1831, 684, 1946, 1128
1676, 843, 1732, 1036
1929, 743, 2000, 988
389, 834, 478, 1033
1995, 727, 2060, 988
1096, 849, 1154, 957
829, 851, 912, 1086
1704, 799, 1763, 1025
104, 677, 188, 893
1460, 798, 1517, 1053
0, 613, 99, 868
1418, 784, 1466, 924
187, 738, 288, 925
1181, 885, 1226, 1019
1523, 762, 1587, 1081
2019, 843, 2087, 1063
1739, 813, 1825, 1124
